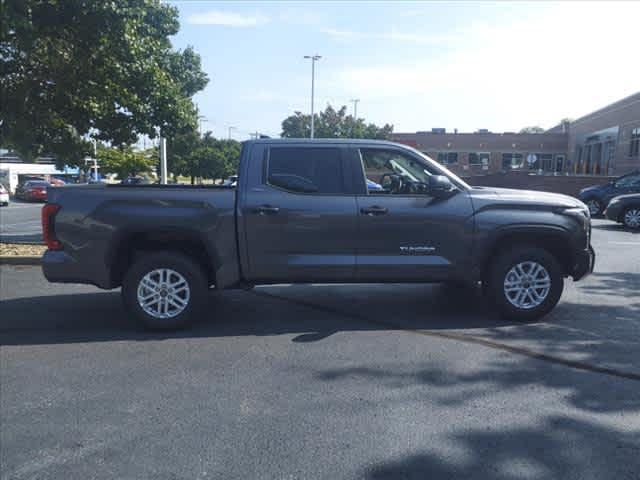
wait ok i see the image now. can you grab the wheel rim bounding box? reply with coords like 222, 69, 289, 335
503, 261, 551, 310
624, 208, 640, 228
587, 199, 601, 215
137, 268, 190, 319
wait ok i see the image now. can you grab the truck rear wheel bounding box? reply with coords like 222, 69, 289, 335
485, 246, 564, 321
121, 251, 208, 330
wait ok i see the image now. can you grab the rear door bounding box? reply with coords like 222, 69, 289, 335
351, 146, 475, 282
241, 143, 358, 282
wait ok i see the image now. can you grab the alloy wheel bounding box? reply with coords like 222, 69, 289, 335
137, 268, 190, 319
503, 261, 551, 310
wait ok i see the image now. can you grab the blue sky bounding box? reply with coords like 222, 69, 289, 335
168, 1, 639, 140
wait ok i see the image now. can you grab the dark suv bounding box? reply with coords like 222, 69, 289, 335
578, 170, 640, 216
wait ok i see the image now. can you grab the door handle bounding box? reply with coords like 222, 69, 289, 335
255, 205, 280, 215
360, 206, 388, 216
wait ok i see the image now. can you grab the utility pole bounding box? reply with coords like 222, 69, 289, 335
304, 54, 321, 138
159, 137, 167, 184
228, 126, 236, 140
350, 98, 360, 119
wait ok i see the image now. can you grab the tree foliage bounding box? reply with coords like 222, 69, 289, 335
98, 145, 155, 180
168, 130, 240, 184
281, 104, 393, 139
1, 0, 208, 168
519, 126, 546, 134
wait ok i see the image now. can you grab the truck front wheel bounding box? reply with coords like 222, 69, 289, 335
121, 251, 208, 330
485, 246, 564, 321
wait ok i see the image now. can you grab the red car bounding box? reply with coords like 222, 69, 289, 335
15, 180, 50, 202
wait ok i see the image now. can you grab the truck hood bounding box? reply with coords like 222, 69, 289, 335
468, 186, 586, 210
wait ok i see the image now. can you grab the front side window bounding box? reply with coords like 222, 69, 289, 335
615, 173, 640, 188
360, 148, 439, 195
267, 147, 344, 194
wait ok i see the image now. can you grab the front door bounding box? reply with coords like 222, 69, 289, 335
353, 147, 475, 281
242, 144, 358, 282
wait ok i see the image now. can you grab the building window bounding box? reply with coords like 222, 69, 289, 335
437, 152, 458, 165
630, 128, 640, 157
502, 153, 524, 170
468, 152, 490, 166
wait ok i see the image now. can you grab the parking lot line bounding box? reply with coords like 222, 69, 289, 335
609, 241, 640, 245
252, 289, 640, 383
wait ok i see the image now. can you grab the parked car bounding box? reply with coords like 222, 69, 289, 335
222, 175, 238, 187
121, 176, 151, 185
42, 139, 594, 330
604, 193, 640, 229
578, 170, 640, 216
0, 184, 9, 206
15, 180, 50, 202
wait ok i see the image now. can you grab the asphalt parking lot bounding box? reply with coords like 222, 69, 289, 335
0, 200, 43, 242
1, 219, 639, 479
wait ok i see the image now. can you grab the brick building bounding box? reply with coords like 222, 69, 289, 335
392, 91, 640, 178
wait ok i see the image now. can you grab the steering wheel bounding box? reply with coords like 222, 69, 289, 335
379, 172, 403, 194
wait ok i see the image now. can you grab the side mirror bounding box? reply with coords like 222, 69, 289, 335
429, 175, 455, 197
268, 173, 319, 193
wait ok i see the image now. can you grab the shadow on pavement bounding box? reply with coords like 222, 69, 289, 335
364, 416, 639, 480
0, 284, 510, 346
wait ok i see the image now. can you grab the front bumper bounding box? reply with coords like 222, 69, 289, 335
571, 245, 595, 281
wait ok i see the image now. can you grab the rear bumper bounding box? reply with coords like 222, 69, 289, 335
571, 245, 595, 281
42, 250, 110, 288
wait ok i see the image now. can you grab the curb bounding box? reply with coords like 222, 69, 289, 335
0, 256, 42, 266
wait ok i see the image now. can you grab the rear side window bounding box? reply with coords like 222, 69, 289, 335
268, 147, 344, 194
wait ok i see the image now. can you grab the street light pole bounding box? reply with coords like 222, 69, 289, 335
304, 54, 321, 138
350, 98, 360, 119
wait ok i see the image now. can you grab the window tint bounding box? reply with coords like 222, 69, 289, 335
268, 147, 344, 194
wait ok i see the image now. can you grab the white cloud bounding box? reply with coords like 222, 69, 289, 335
186, 10, 269, 27
321, 27, 452, 45
325, 2, 640, 131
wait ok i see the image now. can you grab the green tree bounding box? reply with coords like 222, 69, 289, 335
167, 130, 240, 184
1, 0, 208, 168
98, 145, 155, 180
281, 104, 393, 139
519, 126, 546, 134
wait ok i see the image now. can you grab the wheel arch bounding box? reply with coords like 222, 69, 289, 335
480, 226, 574, 281
106, 227, 217, 288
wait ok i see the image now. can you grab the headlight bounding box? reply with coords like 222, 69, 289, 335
559, 206, 590, 218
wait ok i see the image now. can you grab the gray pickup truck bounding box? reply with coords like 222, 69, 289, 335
42, 139, 594, 329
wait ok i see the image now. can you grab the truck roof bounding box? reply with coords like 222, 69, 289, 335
244, 138, 401, 147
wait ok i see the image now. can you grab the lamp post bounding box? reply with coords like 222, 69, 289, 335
350, 98, 360, 119
304, 54, 321, 138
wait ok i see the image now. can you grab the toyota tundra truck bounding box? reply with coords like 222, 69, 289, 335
42, 139, 595, 330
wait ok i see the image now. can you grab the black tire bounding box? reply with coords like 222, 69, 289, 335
485, 246, 564, 321
121, 251, 208, 330
622, 206, 640, 230
585, 197, 603, 216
